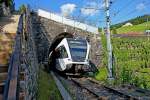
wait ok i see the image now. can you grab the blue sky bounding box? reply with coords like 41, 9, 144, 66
14, 0, 150, 27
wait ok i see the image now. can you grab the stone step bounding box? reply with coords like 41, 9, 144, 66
0, 65, 8, 73
0, 94, 3, 100
0, 82, 5, 94
19, 90, 25, 100
0, 72, 8, 83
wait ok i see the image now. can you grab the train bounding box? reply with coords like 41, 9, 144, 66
48, 37, 96, 73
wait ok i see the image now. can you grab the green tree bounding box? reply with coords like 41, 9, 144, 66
0, 0, 13, 7
19, 4, 26, 14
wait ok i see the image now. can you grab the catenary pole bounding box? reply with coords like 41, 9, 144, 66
104, 0, 113, 80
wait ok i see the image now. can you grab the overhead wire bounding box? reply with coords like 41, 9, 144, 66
112, 0, 136, 18
113, 1, 150, 24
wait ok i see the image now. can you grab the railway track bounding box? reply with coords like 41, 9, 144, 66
51, 71, 72, 100
70, 77, 150, 100
31, 13, 150, 100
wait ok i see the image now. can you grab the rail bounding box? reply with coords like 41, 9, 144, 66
51, 72, 72, 100
70, 77, 150, 99
3, 14, 23, 100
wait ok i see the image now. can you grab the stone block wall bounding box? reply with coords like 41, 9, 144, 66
38, 16, 102, 67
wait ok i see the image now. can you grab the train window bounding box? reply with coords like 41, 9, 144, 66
68, 40, 87, 59
70, 48, 87, 58
55, 49, 61, 58
57, 46, 68, 58
61, 46, 68, 58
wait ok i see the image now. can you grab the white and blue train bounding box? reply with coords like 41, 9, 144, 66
48, 37, 93, 73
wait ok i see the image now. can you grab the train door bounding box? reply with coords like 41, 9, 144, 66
55, 46, 68, 71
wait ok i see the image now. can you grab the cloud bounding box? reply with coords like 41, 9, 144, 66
60, 3, 76, 17
136, 3, 146, 11
81, 1, 104, 16
81, 8, 98, 16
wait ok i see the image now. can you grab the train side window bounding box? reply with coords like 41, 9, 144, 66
55, 49, 60, 58
60, 46, 68, 58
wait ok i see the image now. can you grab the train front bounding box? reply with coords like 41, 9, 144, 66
61, 38, 91, 73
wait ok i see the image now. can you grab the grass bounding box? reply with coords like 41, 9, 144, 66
95, 67, 107, 82
116, 21, 150, 33
37, 67, 62, 100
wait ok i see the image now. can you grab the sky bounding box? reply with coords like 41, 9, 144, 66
14, 0, 150, 27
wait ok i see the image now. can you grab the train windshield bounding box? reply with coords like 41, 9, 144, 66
67, 38, 87, 62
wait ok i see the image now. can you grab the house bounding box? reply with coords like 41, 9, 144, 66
145, 30, 150, 35
122, 22, 133, 27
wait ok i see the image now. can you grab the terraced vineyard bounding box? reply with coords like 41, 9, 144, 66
97, 35, 150, 89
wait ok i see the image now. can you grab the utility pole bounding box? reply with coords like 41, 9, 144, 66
104, 0, 113, 80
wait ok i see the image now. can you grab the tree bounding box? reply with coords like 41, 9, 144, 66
19, 4, 26, 14
0, 0, 13, 7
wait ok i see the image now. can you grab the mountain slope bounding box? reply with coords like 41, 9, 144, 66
116, 21, 150, 34
111, 15, 150, 29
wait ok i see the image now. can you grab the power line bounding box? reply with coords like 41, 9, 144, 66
113, 0, 136, 17
112, 1, 150, 23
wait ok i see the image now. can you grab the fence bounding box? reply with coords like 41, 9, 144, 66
3, 14, 23, 100
3, 6, 39, 100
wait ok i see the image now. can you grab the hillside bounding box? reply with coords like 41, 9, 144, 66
111, 15, 150, 29
116, 21, 150, 34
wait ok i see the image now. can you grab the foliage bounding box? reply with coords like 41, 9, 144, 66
95, 67, 108, 81
37, 68, 62, 100
120, 67, 133, 84
0, 0, 13, 7
112, 37, 150, 89
19, 4, 26, 14
100, 34, 108, 67
96, 34, 150, 89
111, 27, 117, 34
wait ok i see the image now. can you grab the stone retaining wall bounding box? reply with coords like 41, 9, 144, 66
20, 8, 39, 100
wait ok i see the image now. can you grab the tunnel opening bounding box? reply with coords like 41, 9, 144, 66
45, 32, 98, 74
48, 32, 73, 53
45, 32, 73, 71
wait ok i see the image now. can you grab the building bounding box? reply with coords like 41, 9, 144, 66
122, 22, 133, 27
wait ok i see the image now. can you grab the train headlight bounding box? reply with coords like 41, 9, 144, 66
66, 64, 72, 70
85, 59, 89, 62
68, 58, 71, 61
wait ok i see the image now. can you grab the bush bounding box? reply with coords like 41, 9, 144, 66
112, 27, 117, 34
